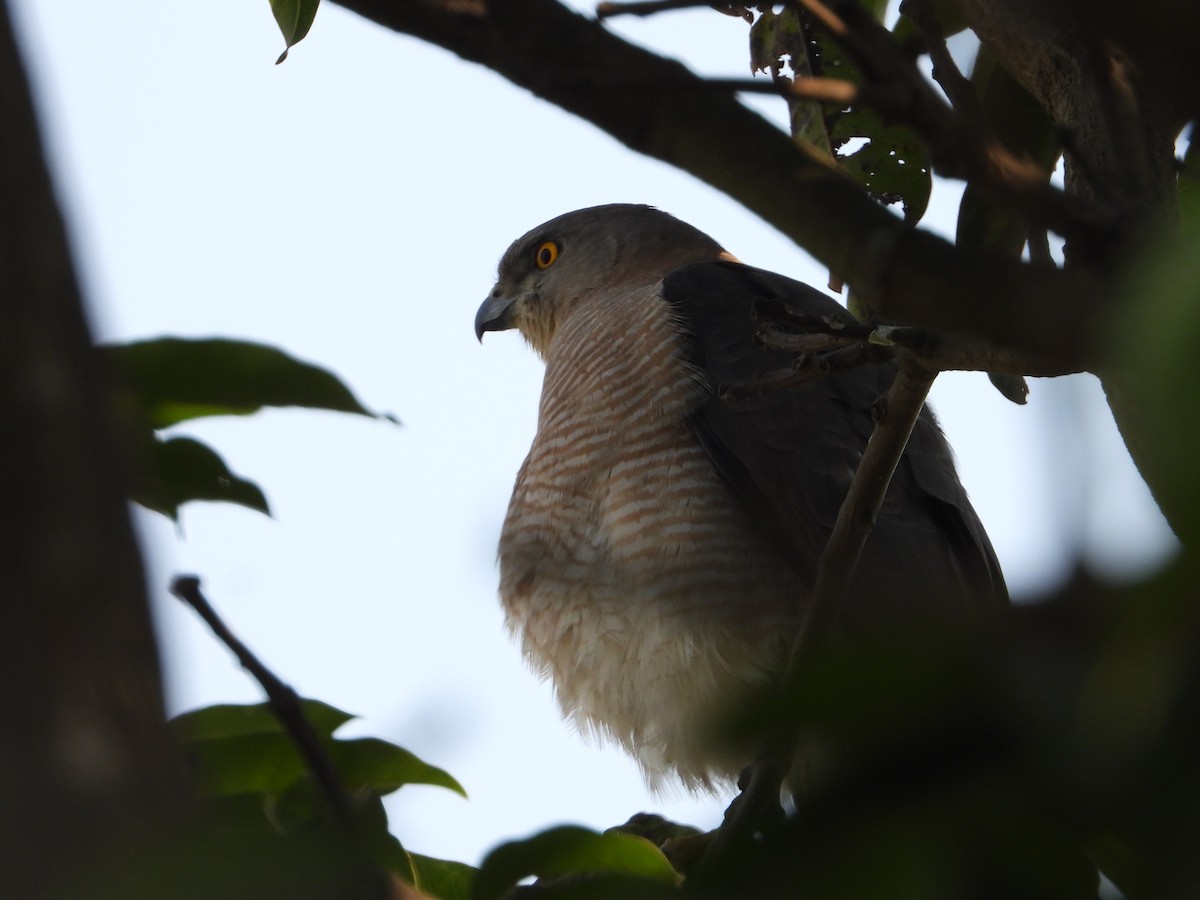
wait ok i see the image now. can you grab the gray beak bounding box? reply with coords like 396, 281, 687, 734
475, 291, 517, 341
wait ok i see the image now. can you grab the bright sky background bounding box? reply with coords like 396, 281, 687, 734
12, 0, 1177, 868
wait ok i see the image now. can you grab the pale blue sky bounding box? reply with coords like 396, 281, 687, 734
11, 0, 1176, 866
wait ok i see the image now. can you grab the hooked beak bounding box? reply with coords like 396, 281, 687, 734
475, 290, 518, 342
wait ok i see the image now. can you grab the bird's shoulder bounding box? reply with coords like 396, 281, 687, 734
659, 259, 1007, 606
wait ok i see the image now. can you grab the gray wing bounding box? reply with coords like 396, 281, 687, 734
661, 260, 1007, 616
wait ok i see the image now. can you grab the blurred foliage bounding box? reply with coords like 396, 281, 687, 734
106, 336, 394, 520
474, 826, 680, 900
1121, 161, 1200, 547
709, 562, 1200, 898
66, 699, 476, 899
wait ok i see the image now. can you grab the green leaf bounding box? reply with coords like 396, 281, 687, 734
132, 435, 269, 520
191, 792, 283, 835
173, 701, 465, 824
409, 852, 478, 900
270, 0, 320, 64
830, 104, 932, 222
328, 738, 467, 798
172, 700, 356, 743
185, 732, 310, 797
1120, 185, 1200, 544
172, 700, 351, 798
105, 336, 394, 429
474, 826, 679, 900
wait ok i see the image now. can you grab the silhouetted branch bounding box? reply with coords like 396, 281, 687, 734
170, 575, 353, 824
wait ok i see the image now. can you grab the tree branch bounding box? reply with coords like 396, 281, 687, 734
331, 0, 1103, 374
796, 359, 937, 644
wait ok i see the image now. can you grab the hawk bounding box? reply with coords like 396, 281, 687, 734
476, 204, 1005, 789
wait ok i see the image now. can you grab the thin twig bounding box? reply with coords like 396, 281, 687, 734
169, 575, 353, 824
790, 357, 936, 646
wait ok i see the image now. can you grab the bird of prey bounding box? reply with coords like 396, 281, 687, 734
476, 204, 1006, 789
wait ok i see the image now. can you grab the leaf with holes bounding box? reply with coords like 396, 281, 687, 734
751, 6, 834, 157
831, 105, 932, 222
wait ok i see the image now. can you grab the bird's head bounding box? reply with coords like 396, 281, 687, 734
475, 204, 733, 358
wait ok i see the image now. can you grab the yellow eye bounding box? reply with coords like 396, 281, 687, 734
535, 241, 559, 269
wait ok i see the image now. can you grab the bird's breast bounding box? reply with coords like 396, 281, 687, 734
495, 286, 803, 786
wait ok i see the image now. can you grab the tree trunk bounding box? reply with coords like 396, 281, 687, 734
0, 3, 182, 895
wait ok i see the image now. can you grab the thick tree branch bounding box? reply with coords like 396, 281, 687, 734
956, 0, 1179, 225
332, 0, 1102, 374
955, 0, 1182, 514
